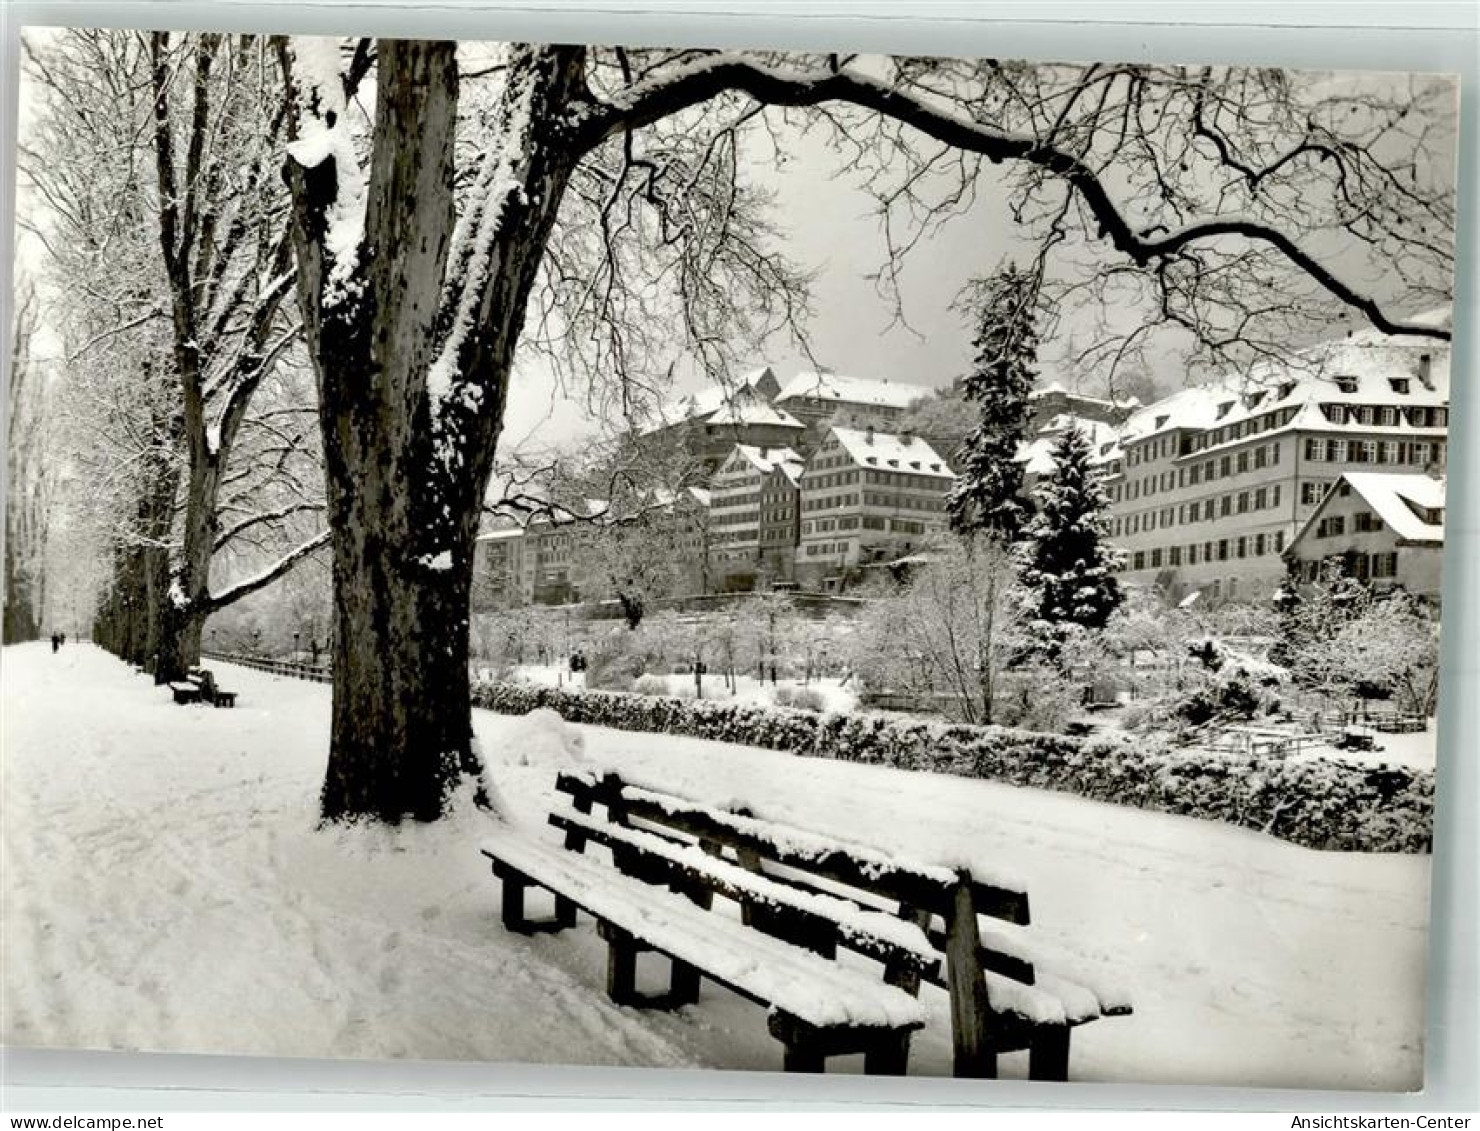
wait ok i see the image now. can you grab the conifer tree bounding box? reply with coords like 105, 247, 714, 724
1019, 423, 1124, 646
947, 265, 1040, 541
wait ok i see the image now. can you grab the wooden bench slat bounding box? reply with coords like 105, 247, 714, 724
549, 807, 941, 976
559, 772, 1029, 924
484, 767, 1133, 1079
976, 925, 1134, 1019
481, 833, 928, 1033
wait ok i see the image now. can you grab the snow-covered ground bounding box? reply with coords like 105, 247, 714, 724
2, 643, 1429, 1088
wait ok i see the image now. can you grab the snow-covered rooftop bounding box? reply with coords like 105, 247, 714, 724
643, 366, 781, 432
706, 401, 805, 430
1018, 416, 1120, 475
1333, 473, 1443, 545
1029, 382, 1135, 409
730, 444, 804, 478
1119, 311, 1452, 449
775, 372, 928, 411
826, 427, 955, 478
476, 526, 526, 543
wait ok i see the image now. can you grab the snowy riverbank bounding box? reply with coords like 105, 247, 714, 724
2, 643, 1430, 1087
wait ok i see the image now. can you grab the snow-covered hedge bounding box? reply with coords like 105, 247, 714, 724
470, 680, 1433, 853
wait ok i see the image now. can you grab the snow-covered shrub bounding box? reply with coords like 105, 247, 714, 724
1119, 696, 1204, 745
632, 673, 670, 697
774, 686, 826, 713
993, 665, 1080, 733
466, 676, 1432, 853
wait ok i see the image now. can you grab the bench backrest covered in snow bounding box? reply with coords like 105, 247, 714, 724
480, 769, 1130, 1078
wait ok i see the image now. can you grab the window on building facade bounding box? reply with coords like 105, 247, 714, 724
1218, 539, 1229, 561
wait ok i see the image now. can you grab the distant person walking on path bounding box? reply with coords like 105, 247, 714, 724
50, 633, 59, 653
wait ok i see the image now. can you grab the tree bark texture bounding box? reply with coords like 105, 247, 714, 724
283, 41, 586, 821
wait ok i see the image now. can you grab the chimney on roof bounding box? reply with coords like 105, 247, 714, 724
900, 429, 914, 445
1417, 353, 1434, 389
865, 424, 875, 445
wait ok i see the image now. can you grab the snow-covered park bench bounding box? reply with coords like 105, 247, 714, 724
169, 667, 237, 708
480, 770, 1130, 1078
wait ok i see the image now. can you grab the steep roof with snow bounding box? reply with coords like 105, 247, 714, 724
1018, 416, 1121, 475
1118, 381, 1236, 445
1028, 382, 1134, 410
643, 366, 782, 432
706, 401, 805, 429
1293, 472, 1446, 548
825, 427, 955, 478
775, 372, 928, 411
1118, 310, 1452, 451
731, 444, 804, 477
476, 525, 527, 543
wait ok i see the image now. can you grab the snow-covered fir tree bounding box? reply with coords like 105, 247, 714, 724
947, 265, 1040, 541
1019, 422, 1124, 649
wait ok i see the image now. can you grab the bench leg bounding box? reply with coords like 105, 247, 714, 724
500, 872, 530, 932
782, 1043, 825, 1073
946, 880, 998, 1079
1028, 1025, 1071, 1082
863, 1033, 912, 1076
601, 923, 640, 1007
493, 865, 574, 935
669, 958, 701, 1006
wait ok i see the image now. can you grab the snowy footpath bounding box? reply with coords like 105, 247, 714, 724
2, 643, 1430, 1088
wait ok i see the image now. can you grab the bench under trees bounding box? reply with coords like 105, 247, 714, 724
481, 770, 1129, 1077
169, 667, 237, 708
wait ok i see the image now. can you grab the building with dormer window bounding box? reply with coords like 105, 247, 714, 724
796, 426, 956, 589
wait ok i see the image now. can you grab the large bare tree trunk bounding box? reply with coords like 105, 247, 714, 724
319, 509, 480, 821
152, 452, 222, 683
283, 41, 584, 822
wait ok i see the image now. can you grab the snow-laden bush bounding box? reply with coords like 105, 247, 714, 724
632, 674, 670, 697
774, 686, 827, 713
469, 678, 1432, 853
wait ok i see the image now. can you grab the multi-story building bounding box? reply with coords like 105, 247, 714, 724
1285, 471, 1444, 604
472, 525, 527, 611
796, 426, 955, 588
707, 445, 803, 590
1025, 381, 1138, 432
471, 487, 713, 608
773, 372, 928, 448
1103, 317, 1450, 605
634, 366, 807, 476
